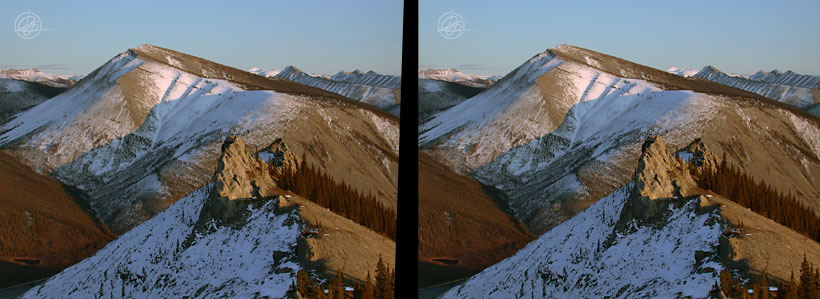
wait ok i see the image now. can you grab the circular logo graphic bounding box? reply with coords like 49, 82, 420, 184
15, 11, 49, 40
438, 11, 471, 40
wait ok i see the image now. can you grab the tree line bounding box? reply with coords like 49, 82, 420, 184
718, 256, 820, 298
295, 255, 395, 299
690, 154, 820, 242
274, 157, 396, 241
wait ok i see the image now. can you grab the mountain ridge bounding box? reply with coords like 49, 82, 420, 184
1, 44, 399, 234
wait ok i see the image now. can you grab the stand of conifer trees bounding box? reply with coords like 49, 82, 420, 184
275, 157, 396, 241
295, 255, 395, 299
690, 155, 820, 242
717, 257, 820, 299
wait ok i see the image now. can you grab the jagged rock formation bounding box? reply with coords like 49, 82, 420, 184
211, 136, 277, 201
258, 138, 300, 171
198, 136, 278, 225
674, 138, 717, 168
630, 136, 694, 201
619, 136, 697, 227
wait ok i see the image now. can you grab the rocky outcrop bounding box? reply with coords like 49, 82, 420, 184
259, 138, 300, 170
675, 138, 717, 168
199, 136, 279, 225
617, 136, 697, 230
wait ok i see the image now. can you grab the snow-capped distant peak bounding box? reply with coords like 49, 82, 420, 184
0, 68, 83, 88
418, 68, 498, 88
248, 67, 281, 77
666, 67, 699, 77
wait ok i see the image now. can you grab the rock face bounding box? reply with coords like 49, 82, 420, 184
675, 138, 717, 168
619, 136, 697, 228
201, 136, 278, 224
631, 136, 694, 200
259, 138, 300, 170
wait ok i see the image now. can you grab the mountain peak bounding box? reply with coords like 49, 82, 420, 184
552, 44, 582, 51
281, 65, 303, 73
701, 65, 722, 73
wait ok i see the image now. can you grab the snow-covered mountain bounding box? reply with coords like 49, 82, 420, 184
443, 136, 726, 298
22, 134, 393, 298
0, 78, 66, 124
692, 65, 820, 109
419, 44, 820, 236
418, 68, 498, 88
21, 136, 303, 298
247, 67, 280, 77
0, 44, 399, 235
330, 69, 401, 88
272, 66, 401, 115
665, 67, 698, 77
0, 68, 82, 88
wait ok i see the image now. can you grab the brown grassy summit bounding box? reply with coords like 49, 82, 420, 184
0, 151, 114, 288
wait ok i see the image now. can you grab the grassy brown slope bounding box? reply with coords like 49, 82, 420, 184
0, 151, 115, 288
418, 151, 534, 288
694, 189, 820, 284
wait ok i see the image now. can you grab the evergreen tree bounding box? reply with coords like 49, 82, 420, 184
329, 270, 345, 299
272, 157, 396, 240
777, 272, 798, 299
753, 270, 768, 299
798, 256, 818, 299
721, 269, 734, 295
363, 271, 375, 299
297, 270, 310, 296
375, 255, 394, 299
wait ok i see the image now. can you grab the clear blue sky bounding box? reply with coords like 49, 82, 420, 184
420, 0, 820, 77
1, 0, 403, 76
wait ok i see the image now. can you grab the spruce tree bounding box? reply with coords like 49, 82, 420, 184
753, 270, 768, 299
798, 256, 817, 299
363, 271, 375, 299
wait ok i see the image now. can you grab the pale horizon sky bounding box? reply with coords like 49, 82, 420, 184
420, 0, 820, 77
1, 0, 403, 76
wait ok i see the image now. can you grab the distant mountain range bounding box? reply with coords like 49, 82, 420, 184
666, 65, 820, 116
250, 66, 401, 116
